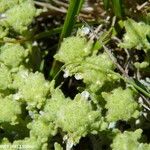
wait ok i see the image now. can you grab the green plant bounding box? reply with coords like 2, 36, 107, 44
0, 0, 149, 150
50, 0, 84, 80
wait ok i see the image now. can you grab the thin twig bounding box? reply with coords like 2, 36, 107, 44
89, 24, 103, 40
137, 2, 148, 10
112, 36, 130, 59
138, 95, 150, 112
141, 103, 150, 111
141, 94, 150, 106
52, 0, 68, 8
35, 1, 93, 19
34, 1, 67, 13
52, 0, 94, 14
112, 36, 130, 75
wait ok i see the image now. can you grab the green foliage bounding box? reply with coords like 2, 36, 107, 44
0, 95, 21, 124
102, 87, 139, 122
50, 0, 84, 79
43, 88, 107, 144
55, 34, 118, 93
0, 0, 149, 149
55, 36, 93, 63
0, 64, 12, 91
120, 19, 150, 52
0, 0, 21, 13
111, 129, 150, 150
120, 19, 150, 70
0, 0, 39, 33
27, 116, 56, 142
15, 71, 50, 109
0, 43, 28, 68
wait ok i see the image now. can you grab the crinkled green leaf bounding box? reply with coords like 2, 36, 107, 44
27, 116, 56, 143
120, 19, 150, 70
63, 53, 118, 93
55, 36, 93, 63
0, 0, 23, 13
43, 88, 107, 144
1, 0, 38, 33
0, 95, 21, 124
0, 43, 27, 68
120, 19, 150, 52
0, 63, 12, 91
13, 70, 50, 109
111, 129, 150, 150
102, 87, 139, 122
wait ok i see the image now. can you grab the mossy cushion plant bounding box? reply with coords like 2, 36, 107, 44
0, 0, 149, 150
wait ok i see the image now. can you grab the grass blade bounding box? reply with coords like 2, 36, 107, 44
103, 0, 123, 17
112, 0, 123, 17
50, 0, 85, 81
103, 0, 110, 9
59, 0, 85, 45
